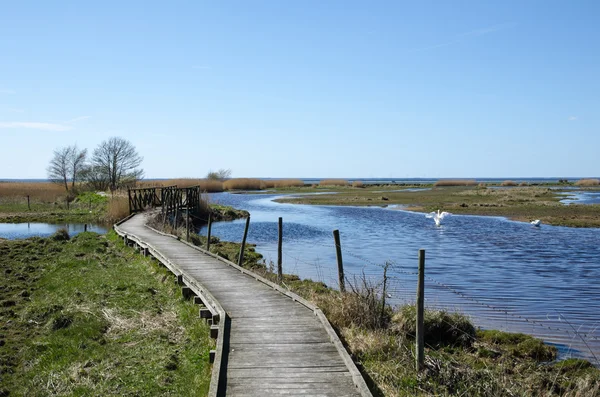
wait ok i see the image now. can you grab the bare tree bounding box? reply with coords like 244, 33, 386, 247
206, 168, 232, 181
47, 147, 71, 191
69, 146, 87, 191
90, 137, 143, 191
47, 145, 87, 192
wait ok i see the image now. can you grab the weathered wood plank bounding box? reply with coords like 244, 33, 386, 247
116, 213, 367, 397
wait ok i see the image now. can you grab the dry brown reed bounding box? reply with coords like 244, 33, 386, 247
434, 179, 477, 187
0, 182, 66, 203
576, 178, 600, 186
271, 179, 305, 188
352, 181, 364, 188
106, 196, 130, 223
136, 179, 224, 192
501, 180, 518, 186
319, 179, 349, 186
519, 181, 529, 186
223, 178, 264, 190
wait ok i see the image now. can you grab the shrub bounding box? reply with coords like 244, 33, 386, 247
319, 179, 349, 186
575, 178, 600, 186
434, 180, 477, 187
392, 305, 476, 347
51, 228, 70, 241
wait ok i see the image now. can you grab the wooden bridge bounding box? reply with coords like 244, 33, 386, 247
114, 211, 372, 396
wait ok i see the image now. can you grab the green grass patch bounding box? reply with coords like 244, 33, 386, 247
0, 231, 213, 396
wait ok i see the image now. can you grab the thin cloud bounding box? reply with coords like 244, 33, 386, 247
412, 23, 513, 53
0, 122, 72, 131
65, 115, 91, 124
568, 116, 578, 121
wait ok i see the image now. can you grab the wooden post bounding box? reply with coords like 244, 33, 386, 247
416, 249, 425, 371
238, 216, 250, 267
27, 195, 30, 211
206, 213, 212, 251
277, 217, 283, 284
186, 209, 190, 242
333, 229, 345, 292
84, 224, 87, 232
128, 189, 132, 214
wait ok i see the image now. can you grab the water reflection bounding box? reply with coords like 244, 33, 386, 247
0, 223, 108, 240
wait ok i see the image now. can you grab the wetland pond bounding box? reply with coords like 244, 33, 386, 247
0, 223, 108, 240
204, 192, 600, 362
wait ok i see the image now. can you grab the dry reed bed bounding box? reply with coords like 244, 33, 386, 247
576, 178, 600, 186
501, 180, 518, 186
0, 182, 66, 202
319, 179, 349, 186
434, 179, 477, 187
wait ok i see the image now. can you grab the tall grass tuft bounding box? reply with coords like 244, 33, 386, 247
434, 179, 477, 187
501, 180, 518, 186
576, 178, 600, 186
106, 196, 130, 223
319, 179, 349, 186
223, 178, 264, 190
352, 181, 364, 188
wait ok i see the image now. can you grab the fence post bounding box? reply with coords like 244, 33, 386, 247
333, 229, 345, 293
206, 213, 212, 251
84, 224, 87, 232
277, 217, 283, 283
416, 249, 425, 371
27, 195, 30, 211
128, 189, 132, 214
238, 216, 250, 267
186, 209, 190, 242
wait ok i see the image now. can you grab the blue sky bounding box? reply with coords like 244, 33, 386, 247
1, 1, 598, 179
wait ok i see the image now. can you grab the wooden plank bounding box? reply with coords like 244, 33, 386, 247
116, 213, 370, 397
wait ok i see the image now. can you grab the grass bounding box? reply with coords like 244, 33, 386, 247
0, 181, 66, 203
352, 181, 365, 188
319, 179, 349, 186
0, 230, 213, 396
501, 180, 518, 186
434, 179, 477, 187
576, 178, 600, 186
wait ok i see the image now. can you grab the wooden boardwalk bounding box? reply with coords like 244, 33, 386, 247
115, 213, 371, 397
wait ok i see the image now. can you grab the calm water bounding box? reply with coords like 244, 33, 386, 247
203, 192, 600, 362
560, 191, 600, 205
0, 223, 108, 240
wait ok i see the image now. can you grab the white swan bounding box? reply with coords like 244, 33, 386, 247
426, 209, 451, 226
530, 219, 541, 227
